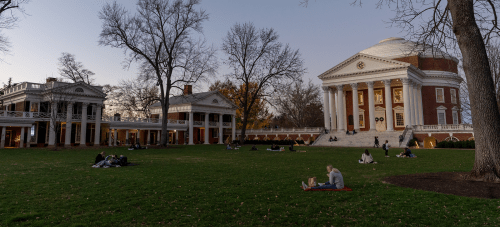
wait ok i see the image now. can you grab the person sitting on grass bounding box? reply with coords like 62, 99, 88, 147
251, 145, 258, 150
289, 145, 296, 151
95, 151, 106, 164
398, 147, 415, 158
226, 144, 232, 150
302, 165, 344, 190
270, 144, 280, 151
359, 149, 375, 164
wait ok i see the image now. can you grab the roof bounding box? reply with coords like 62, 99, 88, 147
359, 37, 459, 63
150, 91, 219, 107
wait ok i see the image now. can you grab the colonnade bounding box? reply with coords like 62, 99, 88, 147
323, 78, 424, 132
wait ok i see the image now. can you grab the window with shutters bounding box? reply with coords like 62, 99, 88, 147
450, 89, 457, 104
436, 88, 445, 103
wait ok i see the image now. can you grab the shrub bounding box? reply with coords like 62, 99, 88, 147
407, 138, 419, 147
436, 140, 474, 149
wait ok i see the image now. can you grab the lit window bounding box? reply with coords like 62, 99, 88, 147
393, 88, 403, 103
395, 112, 404, 127
357, 91, 364, 106
374, 90, 383, 104
436, 88, 445, 103
450, 89, 457, 104
359, 113, 365, 128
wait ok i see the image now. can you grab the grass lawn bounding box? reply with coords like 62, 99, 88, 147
0, 145, 498, 226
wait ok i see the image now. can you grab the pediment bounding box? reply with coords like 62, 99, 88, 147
436, 105, 447, 110
374, 106, 386, 111
49, 82, 107, 99
318, 53, 411, 79
393, 106, 404, 111
194, 93, 237, 109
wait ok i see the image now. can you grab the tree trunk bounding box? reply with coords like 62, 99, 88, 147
239, 111, 249, 144
449, 0, 500, 182
160, 86, 171, 147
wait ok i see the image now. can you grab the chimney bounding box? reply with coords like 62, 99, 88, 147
183, 85, 192, 95
46, 77, 57, 83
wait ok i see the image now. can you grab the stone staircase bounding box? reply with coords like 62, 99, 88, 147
312, 130, 409, 148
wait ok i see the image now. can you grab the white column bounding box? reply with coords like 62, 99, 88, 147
64, 102, 73, 147
19, 127, 25, 148
367, 81, 376, 131
125, 130, 129, 145
322, 86, 331, 131
80, 102, 88, 147
48, 102, 57, 146
108, 129, 113, 147
175, 131, 179, 144
26, 126, 32, 148
409, 81, 416, 126
188, 112, 194, 145
137, 129, 141, 144
329, 88, 337, 130
204, 113, 210, 144
412, 82, 420, 125
94, 104, 102, 146
417, 84, 424, 125
231, 115, 236, 142
113, 129, 118, 146
147, 129, 151, 145
384, 80, 394, 131
351, 83, 360, 131
0, 126, 5, 148
336, 85, 345, 132
218, 114, 223, 144
157, 130, 160, 145
401, 78, 412, 127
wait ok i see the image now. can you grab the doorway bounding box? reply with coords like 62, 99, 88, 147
375, 110, 386, 132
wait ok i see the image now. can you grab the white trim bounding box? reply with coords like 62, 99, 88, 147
437, 108, 447, 125
435, 88, 445, 103
452, 110, 459, 125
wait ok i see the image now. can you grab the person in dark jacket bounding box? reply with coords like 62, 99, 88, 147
95, 151, 106, 164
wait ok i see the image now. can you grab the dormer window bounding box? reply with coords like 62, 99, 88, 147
212, 99, 218, 104
75, 88, 84, 93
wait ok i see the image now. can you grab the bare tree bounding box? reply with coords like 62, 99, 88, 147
57, 52, 95, 85
273, 80, 324, 128
302, 0, 500, 182
99, 0, 217, 146
222, 22, 305, 144
0, 0, 29, 57
43, 86, 76, 150
119, 78, 159, 118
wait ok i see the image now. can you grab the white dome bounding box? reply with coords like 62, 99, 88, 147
359, 37, 457, 62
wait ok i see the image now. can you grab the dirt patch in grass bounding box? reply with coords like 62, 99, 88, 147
384, 172, 500, 199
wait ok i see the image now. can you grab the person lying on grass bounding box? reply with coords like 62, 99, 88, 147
358, 149, 376, 164
95, 151, 106, 164
302, 165, 344, 190
271, 144, 280, 151
251, 145, 258, 150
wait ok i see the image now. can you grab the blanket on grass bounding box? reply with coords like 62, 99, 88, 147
300, 186, 353, 191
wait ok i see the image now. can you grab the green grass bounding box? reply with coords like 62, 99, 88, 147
0, 145, 498, 226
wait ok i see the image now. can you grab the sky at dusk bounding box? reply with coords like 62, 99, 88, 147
1, 0, 404, 92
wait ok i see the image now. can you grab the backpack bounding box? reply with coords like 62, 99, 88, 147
382, 144, 386, 150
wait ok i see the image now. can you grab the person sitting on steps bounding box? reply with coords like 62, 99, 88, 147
346, 130, 350, 135
329, 136, 334, 142
333, 136, 338, 141
302, 165, 344, 190
352, 130, 357, 135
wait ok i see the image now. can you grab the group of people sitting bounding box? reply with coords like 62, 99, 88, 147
397, 147, 416, 158
129, 143, 147, 150
346, 130, 357, 135
226, 143, 240, 150
93, 151, 129, 168
302, 165, 344, 190
328, 136, 338, 142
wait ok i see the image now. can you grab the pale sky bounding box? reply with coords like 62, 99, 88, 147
1, 0, 403, 92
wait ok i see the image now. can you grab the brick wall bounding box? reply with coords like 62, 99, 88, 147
394, 56, 458, 74
421, 86, 461, 125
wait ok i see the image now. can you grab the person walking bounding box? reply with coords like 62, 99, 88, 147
374, 136, 379, 148
382, 140, 391, 157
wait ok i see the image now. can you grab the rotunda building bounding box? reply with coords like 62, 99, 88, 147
318, 37, 463, 134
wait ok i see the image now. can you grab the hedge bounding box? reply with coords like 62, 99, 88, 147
436, 140, 475, 149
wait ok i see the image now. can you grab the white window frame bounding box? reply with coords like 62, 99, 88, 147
374, 89, 383, 104
437, 105, 447, 125
450, 88, 457, 104
359, 109, 365, 128
436, 88, 445, 103
393, 107, 405, 128
357, 91, 364, 106
393, 88, 403, 103
452, 106, 460, 125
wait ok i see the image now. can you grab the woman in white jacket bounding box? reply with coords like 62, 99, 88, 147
359, 149, 375, 164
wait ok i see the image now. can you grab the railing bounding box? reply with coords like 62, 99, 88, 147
194, 121, 203, 126
72, 114, 82, 120
241, 127, 324, 134
87, 115, 96, 121
102, 116, 188, 125
413, 124, 473, 132
399, 125, 411, 147
209, 122, 217, 126
223, 122, 231, 127
1, 82, 44, 96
